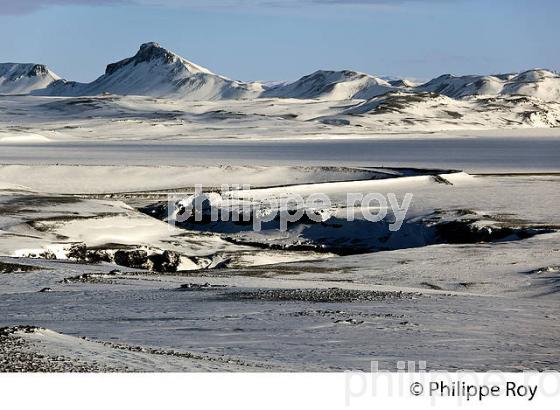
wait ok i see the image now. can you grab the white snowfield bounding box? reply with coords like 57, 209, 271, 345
1, 92, 560, 148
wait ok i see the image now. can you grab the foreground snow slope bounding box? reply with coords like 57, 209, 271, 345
14, 327, 277, 371
0, 165, 384, 194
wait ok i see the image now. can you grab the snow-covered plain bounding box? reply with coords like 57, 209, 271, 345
1, 42, 560, 372
1, 93, 560, 145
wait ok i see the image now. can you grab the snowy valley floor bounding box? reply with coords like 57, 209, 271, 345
0, 157, 559, 371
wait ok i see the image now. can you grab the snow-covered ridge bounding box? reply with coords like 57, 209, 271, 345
269, 68, 560, 102
261, 70, 394, 100
0, 63, 60, 95
105, 41, 212, 76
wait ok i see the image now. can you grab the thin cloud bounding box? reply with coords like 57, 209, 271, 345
141, 0, 455, 6
0, 0, 457, 16
311, 0, 451, 3
0, 0, 127, 16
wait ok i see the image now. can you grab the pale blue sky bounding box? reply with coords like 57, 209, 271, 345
0, 0, 558, 82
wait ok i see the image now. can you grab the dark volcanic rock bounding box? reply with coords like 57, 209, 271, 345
435, 221, 553, 244
67, 243, 87, 261
86, 249, 112, 263
148, 251, 181, 273
0, 261, 39, 274
114, 249, 149, 269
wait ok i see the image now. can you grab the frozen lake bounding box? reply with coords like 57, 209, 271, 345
1, 136, 559, 172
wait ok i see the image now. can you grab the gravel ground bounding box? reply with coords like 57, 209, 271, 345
0, 326, 120, 372
223, 288, 421, 303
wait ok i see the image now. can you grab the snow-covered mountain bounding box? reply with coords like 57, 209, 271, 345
416, 69, 560, 102
35, 42, 263, 100
261, 70, 395, 100
0, 63, 60, 95
3, 44, 559, 106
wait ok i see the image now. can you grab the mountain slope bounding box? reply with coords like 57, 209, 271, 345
502, 70, 560, 102
261, 70, 395, 100
35, 42, 262, 100
0, 63, 60, 95
416, 69, 560, 101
